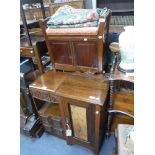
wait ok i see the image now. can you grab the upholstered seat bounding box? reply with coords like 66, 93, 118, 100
46, 27, 98, 36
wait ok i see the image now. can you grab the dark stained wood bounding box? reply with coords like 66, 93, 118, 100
113, 91, 134, 116
111, 115, 134, 132
29, 70, 109, 154
56, 74, 109, 105
50, 41, 73, 65
94, 105, 101, 155
30, 71, 109, 105
74, 42, 98, 67
29, 71, 66, 91
97, 18, 105, 72
39, 10, 111, 73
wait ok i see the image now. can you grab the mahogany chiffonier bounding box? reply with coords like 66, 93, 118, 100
29, 70, 109, 155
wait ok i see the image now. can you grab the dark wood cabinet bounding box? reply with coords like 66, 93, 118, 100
49, 41, 98, 71
29, 71, 109, 155
45, 34, 101, 73
39, 9, 112, 73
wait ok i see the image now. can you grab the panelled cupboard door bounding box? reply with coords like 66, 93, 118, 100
49, 41, 73, 65
64, 99, 95, 147
74, 42, 98, 68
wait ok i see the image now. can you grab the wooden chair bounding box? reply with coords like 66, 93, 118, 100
38, 9, 112, 74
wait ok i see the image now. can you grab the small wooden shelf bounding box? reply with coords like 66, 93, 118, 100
38, 102, 63, 137
39, 102, 61, 117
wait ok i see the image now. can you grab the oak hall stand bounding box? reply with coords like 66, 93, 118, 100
29, 71, 109, 155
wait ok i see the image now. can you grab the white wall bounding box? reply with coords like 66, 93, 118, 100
92, 0, 96, 9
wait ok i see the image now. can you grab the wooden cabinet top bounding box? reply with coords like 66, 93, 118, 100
29, 71, 66, 92
29, 71, 109, 105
